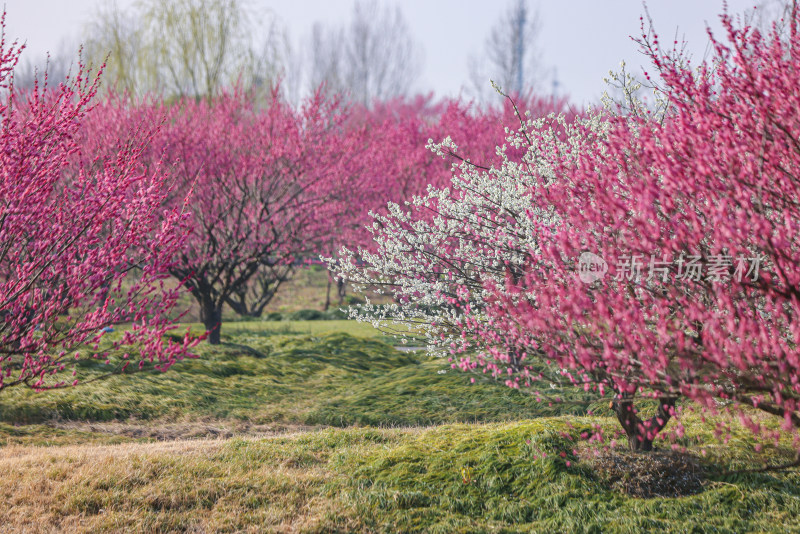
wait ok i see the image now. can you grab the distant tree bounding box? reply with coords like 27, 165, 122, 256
308, 23, 344, 97
307, 0, 422, 105
84, 0, 284, 98
469, 0, 545, 99
83, 1, 143, 95
11, 39, 77, 91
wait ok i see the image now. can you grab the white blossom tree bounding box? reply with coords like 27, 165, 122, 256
327, 93, 603, 356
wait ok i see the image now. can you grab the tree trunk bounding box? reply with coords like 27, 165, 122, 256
200, 299, 223, 345
337, 277, 347, 306
324, 273, 332, 311
612, 395, 676, 452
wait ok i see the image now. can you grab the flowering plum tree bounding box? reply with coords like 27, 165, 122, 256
0, 15, 194, 392
334, 8, 800, 454
314, 94, 565, 309
478, 10, 800, 451
330, 93, 580, 350
103, 91, 367, 344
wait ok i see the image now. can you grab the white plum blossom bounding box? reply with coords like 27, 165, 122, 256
326, 101, 609, 357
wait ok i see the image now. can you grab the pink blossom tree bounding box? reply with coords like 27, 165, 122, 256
335, 7, 800, 455
329, 94, 578, 350
0, 14, 195, 392
99, 91, 369, 344
475, 9, 800, 451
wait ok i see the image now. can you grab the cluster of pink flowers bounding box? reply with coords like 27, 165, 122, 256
0, 13, 196, 391
341, 9, 800, 451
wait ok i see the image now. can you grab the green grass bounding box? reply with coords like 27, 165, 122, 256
339, 421, 800, 533
219, 318, 401, 341
1, 320, 798, 532
0, 324, 576, 432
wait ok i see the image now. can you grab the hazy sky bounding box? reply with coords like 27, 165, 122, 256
3, 0, 761, 105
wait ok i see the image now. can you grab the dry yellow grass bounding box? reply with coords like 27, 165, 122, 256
0, 433, 363, 533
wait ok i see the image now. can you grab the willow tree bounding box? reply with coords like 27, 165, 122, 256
84, 0, 284, 98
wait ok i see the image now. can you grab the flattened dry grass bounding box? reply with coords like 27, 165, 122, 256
0, 433, 356, 533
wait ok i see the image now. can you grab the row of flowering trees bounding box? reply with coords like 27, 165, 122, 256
333, 9, 800, 453
0, 8, 572, 393
79, 88, 569, 344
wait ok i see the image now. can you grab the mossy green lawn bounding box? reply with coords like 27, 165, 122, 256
0, 322, 580, 432
0, 320, 798, 532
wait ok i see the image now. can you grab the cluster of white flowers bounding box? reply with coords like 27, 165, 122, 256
326, 101, 609, 356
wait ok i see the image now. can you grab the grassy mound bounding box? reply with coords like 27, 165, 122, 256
0, 326, 587, 435
1, 321, 799, 531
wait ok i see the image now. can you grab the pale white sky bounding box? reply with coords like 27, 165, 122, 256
2, 0, 761, 105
